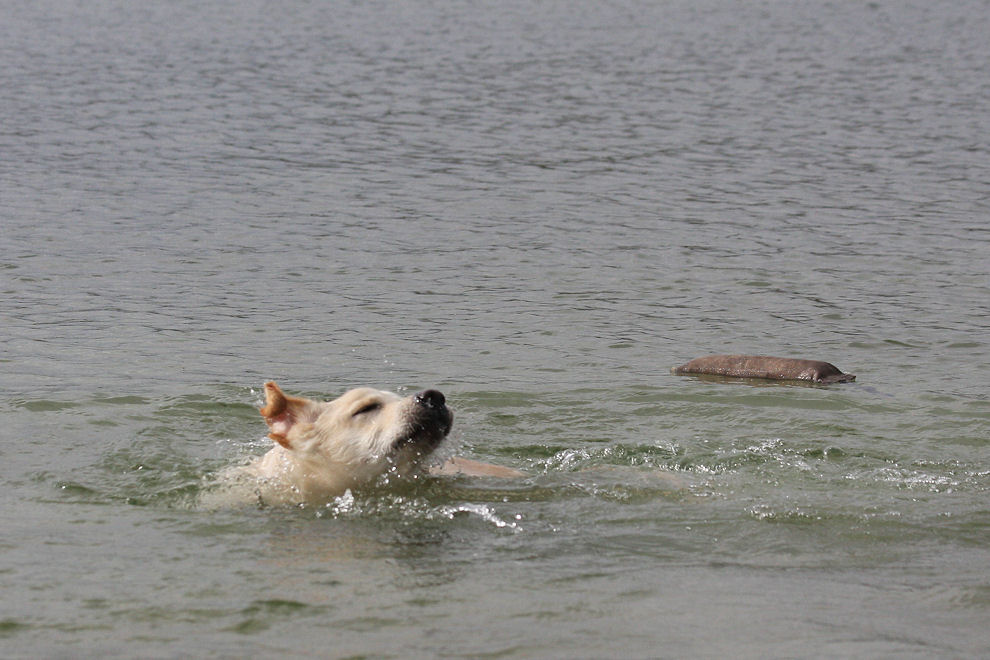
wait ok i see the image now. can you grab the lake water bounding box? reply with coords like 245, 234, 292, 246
2, 0, 989, 656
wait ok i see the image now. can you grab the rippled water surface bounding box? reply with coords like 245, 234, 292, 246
3, 0, 989, 657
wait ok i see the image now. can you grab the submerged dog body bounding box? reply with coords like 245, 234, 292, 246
218, 382, 453, 506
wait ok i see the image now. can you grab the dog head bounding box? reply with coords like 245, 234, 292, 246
258, 381, 453, 479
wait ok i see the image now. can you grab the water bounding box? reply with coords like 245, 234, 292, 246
2, 0, 989, 656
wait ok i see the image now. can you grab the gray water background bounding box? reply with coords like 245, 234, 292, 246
2, 0, 989, 657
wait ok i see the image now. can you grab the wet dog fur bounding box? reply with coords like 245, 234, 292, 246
207, 381, 520, 507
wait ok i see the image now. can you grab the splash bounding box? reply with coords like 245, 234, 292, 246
431, 502, 522, 530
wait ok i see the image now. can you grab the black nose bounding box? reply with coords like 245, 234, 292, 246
414, 389, 446, 409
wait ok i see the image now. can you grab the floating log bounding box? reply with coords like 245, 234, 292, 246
672, 355, 855, 384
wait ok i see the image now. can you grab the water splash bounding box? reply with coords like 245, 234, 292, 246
431, 502, 522, 530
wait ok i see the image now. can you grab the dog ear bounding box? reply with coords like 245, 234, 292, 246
258, 381, 321, 449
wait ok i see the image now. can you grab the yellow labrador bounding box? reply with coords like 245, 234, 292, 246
208, 382, 520, 507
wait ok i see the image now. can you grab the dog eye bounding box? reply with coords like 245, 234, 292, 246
352, 402, 382, 417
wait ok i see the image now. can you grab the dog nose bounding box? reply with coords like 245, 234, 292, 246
414, 389, 446, 409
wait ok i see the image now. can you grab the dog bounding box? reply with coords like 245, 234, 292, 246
206, 381, 520, 508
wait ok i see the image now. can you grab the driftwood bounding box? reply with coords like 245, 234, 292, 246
672, 355, 855, 384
